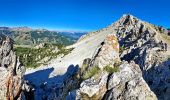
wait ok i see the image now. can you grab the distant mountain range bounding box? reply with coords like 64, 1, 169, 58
0, 26, 86, 46
60, 31, 86, 39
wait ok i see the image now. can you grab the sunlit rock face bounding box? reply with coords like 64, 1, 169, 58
104, 61, 157, 100
76, 61, 157, 100
0, 36, 25, 100
76, 33, 120, 99
92, 33, 120, 70
77, 72, 109, 100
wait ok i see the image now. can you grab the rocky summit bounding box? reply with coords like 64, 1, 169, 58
67, 26, 157, 100
1, 14, 170, 100
113, 14, 170, 99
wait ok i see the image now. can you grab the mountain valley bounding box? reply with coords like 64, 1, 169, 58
0, 14, 170, 100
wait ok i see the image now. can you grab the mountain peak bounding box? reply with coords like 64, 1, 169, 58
119, 14, 140, 25
122, 14, 134, 18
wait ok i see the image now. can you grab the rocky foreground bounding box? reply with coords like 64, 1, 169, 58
1, 14, 170, 100
0, 36, 25, 99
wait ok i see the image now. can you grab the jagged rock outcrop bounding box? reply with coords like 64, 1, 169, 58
104, 61, 157, 100
73, 61, 157, 100
0, 36, 25, 100
21, 80, 35, 100
92, 34, 120, 69
79, 33, 120, 81
111, 14, 170, 99
67, 32, 157, 100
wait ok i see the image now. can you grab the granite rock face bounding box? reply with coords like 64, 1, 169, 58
0, 36, 25, 100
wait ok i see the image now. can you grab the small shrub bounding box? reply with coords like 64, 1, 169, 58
80, 64, 88, 74
104, 65, 119, 73
114, 61, 122, 67
119, 46, 125, 53
83, 66, 100, 80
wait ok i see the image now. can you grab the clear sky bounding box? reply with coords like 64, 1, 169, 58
0, 0, 169, 31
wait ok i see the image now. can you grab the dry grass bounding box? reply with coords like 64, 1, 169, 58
104, 65, 119, 73
83, 66, 100, 80
161, 34, 170, 45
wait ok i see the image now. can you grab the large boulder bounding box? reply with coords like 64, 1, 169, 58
105, 61, 157, 100
78, 73, 108, 99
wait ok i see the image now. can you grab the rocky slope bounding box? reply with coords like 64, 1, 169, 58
24, 22, 115, 99
23, 14, 170, 100
0, 35, 25, 99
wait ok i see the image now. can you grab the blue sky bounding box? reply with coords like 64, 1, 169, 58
0, 0, 169, 31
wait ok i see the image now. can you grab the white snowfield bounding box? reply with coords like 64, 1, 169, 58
25, 28, 114, 83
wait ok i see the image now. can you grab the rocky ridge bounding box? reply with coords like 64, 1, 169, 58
67, 30, 157, 100
112, 15, 170, 99
24, 14, 170, 100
